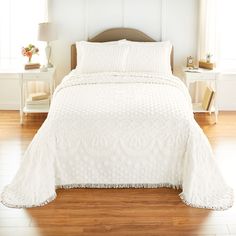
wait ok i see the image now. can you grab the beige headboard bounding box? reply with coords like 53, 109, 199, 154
71, 28, 174, 71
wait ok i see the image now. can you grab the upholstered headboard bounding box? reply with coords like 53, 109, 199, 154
71, 28, 174, 71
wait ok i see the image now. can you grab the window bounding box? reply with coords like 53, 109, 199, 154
0, 0, 48, 69
218, 0, 236, 71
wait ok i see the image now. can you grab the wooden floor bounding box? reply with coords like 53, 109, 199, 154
0, 111, 235, 236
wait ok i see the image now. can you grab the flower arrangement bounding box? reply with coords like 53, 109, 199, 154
21, 44, 39, 63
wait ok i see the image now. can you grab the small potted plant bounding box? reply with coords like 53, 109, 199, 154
206, 53, 213, 63
21, 44, 39, 63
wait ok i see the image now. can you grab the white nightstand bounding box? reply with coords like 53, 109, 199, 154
19, 68, 56, 124
184, 68, 220, 123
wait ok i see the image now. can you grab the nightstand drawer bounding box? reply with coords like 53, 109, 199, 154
185, 72, 216, 81
23, 73, 50, 80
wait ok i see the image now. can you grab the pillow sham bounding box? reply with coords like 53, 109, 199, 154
76, 40, 128, 74
123, 40, 172, 75
75, 40, 172, 75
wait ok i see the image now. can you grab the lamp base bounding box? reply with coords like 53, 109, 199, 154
45, 43, 53, 69
46, 63, 53, 68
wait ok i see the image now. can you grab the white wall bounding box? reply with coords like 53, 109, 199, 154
0, 0, 235, 110
165, 0, 198, 77
49, 0, 199, 82
0, 75, 20, 110
218, 75, 236, 110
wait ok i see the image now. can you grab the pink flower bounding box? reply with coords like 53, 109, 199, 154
21, 47, 26, 56
21, 44, 39, 59
26, 51, 32, 58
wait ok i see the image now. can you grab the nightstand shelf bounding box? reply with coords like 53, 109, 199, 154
23, 105, 50, 113
20, 68, 55, 124
192, 103, 215, 113
184, 68, 220, 123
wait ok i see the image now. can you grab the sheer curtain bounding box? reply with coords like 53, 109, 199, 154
198, 0, 219, 65
0, 0, 49, 94
198, 0, 236, 72
0, 0, 48, 69
218, 0, 236, 71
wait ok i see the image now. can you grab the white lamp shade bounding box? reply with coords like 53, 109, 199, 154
38, 22, 57, 42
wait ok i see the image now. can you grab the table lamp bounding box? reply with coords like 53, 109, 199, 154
38, 22, 57, 68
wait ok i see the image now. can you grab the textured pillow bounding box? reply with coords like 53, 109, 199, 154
123, 41, 172, 75
76, 41, 128, 74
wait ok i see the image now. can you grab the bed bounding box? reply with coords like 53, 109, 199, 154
1, 28, 233, 210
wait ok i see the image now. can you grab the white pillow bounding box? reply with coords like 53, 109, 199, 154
76, 41, 128, 74
123, 41, 172, 75
75, 40, 172, 75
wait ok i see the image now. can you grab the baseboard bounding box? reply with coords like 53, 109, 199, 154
0, 103, 20, 110
219, 108, 236, 111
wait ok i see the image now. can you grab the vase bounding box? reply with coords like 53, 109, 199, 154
28, 56, 32, 63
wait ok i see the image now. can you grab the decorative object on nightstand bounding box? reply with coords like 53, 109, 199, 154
28, 92, 49, 101
21, 44, 39, 63
40, 65, 48, 72
206, 53, 213, 63
183, 68, 220, 123
199, 61, 214, 70
199, 53, 215, 70
186, 56, 195, 68
26, 98, 50, 110
19, 68, 56, 124
22, 44, 40, 70
24, 63, 41, 70
38, 22, 57, 68
202, 87, 215, 111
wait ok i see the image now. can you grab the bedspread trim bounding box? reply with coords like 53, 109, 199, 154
1, 183, 233, 210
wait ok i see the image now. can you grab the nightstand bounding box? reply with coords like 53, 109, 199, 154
184, 68, 220, 123
19, 68, 55, 124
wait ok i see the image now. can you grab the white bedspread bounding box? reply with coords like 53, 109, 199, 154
1, 72, 233, 209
